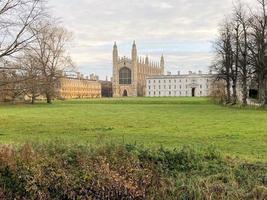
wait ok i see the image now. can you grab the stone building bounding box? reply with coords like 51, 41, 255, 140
112, 41, 164, 97
146, 71, 215, 97
100, 80, 113, 97
57, 74, 101, 99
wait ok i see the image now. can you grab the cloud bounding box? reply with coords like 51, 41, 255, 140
47, 0, 255, 79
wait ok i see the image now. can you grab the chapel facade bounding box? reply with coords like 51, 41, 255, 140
112, 41, 164, 97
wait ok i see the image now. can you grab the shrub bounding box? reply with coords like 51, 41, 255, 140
0, 143, 266, 199
210, 80, 227, 104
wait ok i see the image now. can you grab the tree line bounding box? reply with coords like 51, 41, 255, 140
213, 0, 267, 107
0, 0, 73, 104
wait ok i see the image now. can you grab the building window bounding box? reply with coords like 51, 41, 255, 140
159, 80, 161, 83
119, 67, 131, 84
159, 91, 161, 96
169, 80, 171, 83
159, 86, 161, 89
154, 80, 156, 83
169, 85, 171, 89
169, 91, 171, 95
200, 85, 202, 89
149, 80, 151, 84
149, 86, 151, 90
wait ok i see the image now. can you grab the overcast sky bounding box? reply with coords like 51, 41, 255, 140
48, 0, 253, 80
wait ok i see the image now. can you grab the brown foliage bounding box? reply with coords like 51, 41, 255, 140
210, 80, 227, 104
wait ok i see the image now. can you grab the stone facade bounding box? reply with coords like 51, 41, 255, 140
146, 71, 215, 97
100, 80, 113, 97
112, 41, 164, 97
57, 76, 101, 99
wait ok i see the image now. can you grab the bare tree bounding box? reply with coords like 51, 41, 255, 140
232, 20, 240, 105
233, 1, 251, 105
248, 0, 267, 106
0, 0, 45, 60
0, 0, 45, 102
213, 21, 235, 104
213, 0, 267, 106
0, 66, 26, 103
29, 21, 73, 104
20, 52, 43, 104
0, 1, 75, 104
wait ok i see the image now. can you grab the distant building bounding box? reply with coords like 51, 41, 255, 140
57, 73, 101, 99
90, 73, 99, 81
100, 80, 113, 97
146, 71, 215, 97
112, 41, 164, 97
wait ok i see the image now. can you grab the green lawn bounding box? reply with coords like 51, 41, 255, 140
0, 97, 266, 161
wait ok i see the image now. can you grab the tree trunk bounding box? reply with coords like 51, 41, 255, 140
46, 92, 52, 104
258, 74, 266, 107
226, 79, 231, 104
31, 96, 36, 104
265, 78, 267, 105
241, 77, 248, 106
232, 80, 237, 105
11, 96, 16, 105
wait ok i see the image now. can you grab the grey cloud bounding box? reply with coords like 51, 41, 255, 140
48, 0, 256, 79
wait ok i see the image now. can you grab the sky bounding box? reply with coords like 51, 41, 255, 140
47, 0, 254, 80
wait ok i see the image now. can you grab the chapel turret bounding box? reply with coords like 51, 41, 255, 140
112, 41, 165, 97
160, 54, 165, 74
131, 40, 137, 61
113, 42, 118, 63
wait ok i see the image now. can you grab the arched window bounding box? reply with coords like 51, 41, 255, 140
119, 67, 131, 84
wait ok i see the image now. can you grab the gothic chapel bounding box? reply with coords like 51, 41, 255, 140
112, 41, 165, 97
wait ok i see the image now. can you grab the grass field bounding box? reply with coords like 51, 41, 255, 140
0, 97, 266, 161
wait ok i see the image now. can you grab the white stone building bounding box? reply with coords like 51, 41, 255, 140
146, 71, 215, 97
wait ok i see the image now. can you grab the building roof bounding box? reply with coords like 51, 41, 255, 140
146, 73, 215, 79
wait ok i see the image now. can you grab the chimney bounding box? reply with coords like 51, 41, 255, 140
167, 71, 171, 76
199, 70, 202, 75
177, 71, 180, 75
189, 71, 192, 75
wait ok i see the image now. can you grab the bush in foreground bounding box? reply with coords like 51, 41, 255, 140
0, 143, 266, 200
